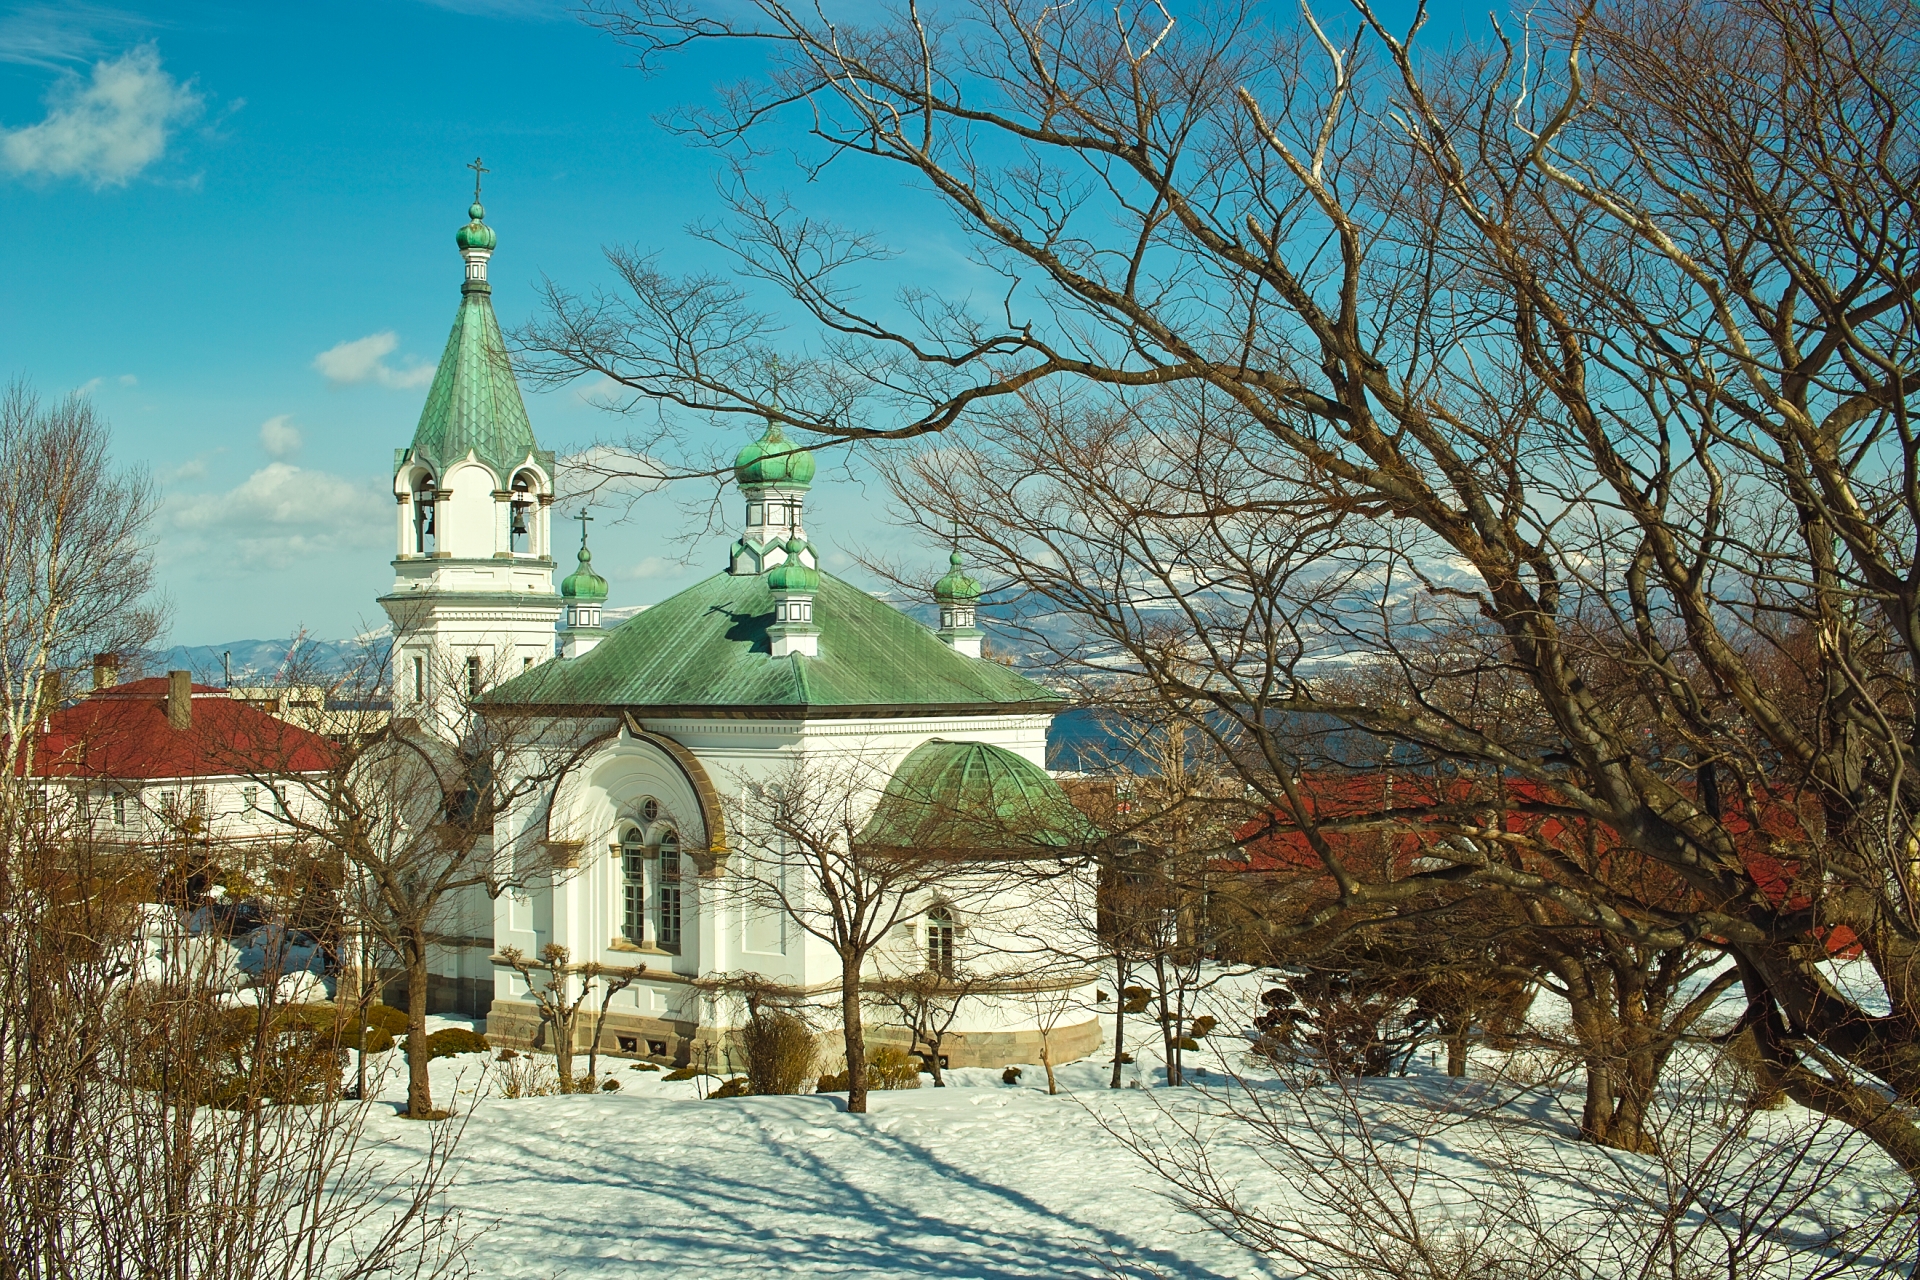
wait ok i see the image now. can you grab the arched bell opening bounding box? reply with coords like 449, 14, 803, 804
509, 469, 539, 555
410, 470, 439, 554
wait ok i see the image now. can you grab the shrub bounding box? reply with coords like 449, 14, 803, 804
662, 1065, 707, 1082
1001, 1065, 1023, 1085
816, 1071, 848, 1093
868, 1046, 921, 1090
708, 1076, 753, 1099
600, 1076, 621, 1092
630, 1061, 661, 1072
496, 1048, 519, 1062
498, 1055, 560, 1098
403, 1027, 489, 1061
127, 1003, 347, 1109
741, 1010, 818, 1096
1188, 1015, 1217, 1039
362, 1003, 410, 1036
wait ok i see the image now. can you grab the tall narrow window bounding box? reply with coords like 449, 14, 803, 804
620, 827, 648, 945
412, 655, 426, 703
112, 791, 127, 828
465, 655, 482, 699
243, 785, 259, 817
657, 831, 682, 953
926, 906, 956, 977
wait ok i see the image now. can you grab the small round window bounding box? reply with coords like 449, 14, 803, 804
640, 797, 660, 823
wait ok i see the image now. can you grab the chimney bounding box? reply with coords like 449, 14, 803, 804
92, 652, 120, 691
166, 670, 192, 730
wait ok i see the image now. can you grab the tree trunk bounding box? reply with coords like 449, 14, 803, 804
1446, 1026, 1469, 1078
403, 933, 433, 1118
1041, 1035, 1058, 1095
1110, 955, 1128, 1089
925, 1031, 945, 1087
553, 1008, 576, 1092
841, 952, 868, 1114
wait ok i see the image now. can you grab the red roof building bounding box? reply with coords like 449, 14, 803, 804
19, 670, 335, 848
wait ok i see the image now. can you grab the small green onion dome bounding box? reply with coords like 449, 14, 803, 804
934, 549, 982, 604
560, 541, 608, 602
457, 203, 497, 251
734, 420, 816, 488
766, 537, 820, 592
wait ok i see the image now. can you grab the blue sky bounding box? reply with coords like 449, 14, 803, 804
0, 0, 952, 646
1, 0, 1471, 650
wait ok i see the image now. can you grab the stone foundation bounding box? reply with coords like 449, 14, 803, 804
483, 998, 1103, 1073
379, 971, 493, 1019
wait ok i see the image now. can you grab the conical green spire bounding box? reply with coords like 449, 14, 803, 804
403, 198, 542, 483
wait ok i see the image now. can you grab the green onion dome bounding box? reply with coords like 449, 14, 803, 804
933, 549, 982, 604
560, 541, 608, 602
766, 537, 820, 592
734, 420, 816, 488
457, 203, 497, 251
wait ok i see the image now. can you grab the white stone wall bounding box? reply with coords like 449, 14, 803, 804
485, 710, 1098, 1045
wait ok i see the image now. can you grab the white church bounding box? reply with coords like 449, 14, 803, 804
375, 195, 1100, 1070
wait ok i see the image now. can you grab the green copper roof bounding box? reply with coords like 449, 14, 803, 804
859, 739, 1091, 850
734, 420, 816, 488
766, 538, 820, 592
456, 202, 497, 250
560, 540, 608, 601
934, 550, 982, 604
401, 207, 545, 483
485, 570, 1060, 715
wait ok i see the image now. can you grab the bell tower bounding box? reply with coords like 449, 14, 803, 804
381, 173, 560, 734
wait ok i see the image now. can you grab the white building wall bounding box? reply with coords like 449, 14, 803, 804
487, 709, 1095, 1050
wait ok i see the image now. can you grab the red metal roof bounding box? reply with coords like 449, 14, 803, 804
20, 678, 335, 780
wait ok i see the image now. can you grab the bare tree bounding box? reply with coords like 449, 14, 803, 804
528, 0, 1920, 1173
0, 381, 161, 783
0, 788, 474, 1279
497, 944, 641, 1092
238, 641, 582, 1118
723, 756, 972, 1113
866, 966, 989, 1087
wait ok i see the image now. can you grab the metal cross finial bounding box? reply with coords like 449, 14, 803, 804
576, 508, 593, 544
467, 155, 489, 202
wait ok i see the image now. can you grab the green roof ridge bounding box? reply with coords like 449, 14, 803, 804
486, 570, 1060, 713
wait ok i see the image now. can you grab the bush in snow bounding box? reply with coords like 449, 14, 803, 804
867, 1046, 922, 1090
740, 1008, 819, 1095
404, 1028, 489, 1061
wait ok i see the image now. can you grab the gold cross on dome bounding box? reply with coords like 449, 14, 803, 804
467, 155, 489, 201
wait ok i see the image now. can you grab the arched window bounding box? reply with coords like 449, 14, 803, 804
926, 906, 955, 977
412, 475, 437, 553
656, 830, 683, 953
620, 825, 648, 945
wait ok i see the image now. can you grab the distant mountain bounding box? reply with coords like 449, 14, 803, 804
144, 636, 381, 686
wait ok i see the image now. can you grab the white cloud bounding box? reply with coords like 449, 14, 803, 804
258, 414, 302, 459
0, 5, 153, 71
312, 331, 435, 390
170, 462, 389, 571
73, 371, 137, 396
1, 45, 201, 187
164, 459, 206, 482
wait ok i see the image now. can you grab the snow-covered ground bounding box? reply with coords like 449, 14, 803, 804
331, 969, 1913, 1280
